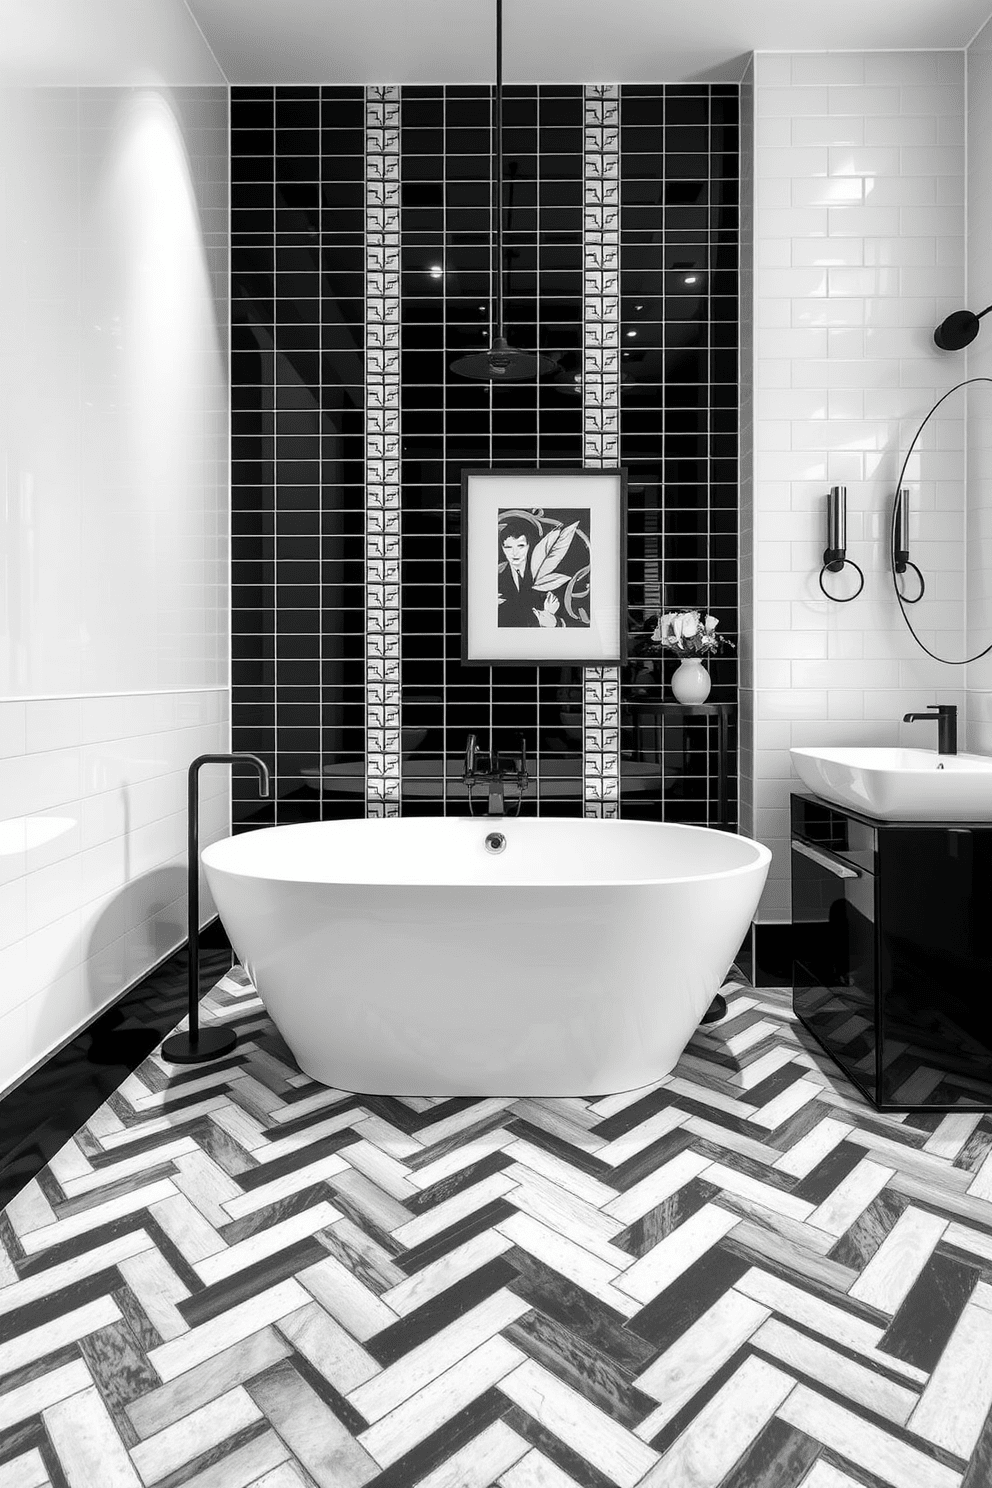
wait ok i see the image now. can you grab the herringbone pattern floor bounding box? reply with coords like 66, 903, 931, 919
3, 971, 992, 1488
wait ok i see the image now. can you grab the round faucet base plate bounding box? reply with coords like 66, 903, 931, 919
161, 1026, 238, 1064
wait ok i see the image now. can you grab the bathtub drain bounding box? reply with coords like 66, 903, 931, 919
485, 832, 507, 854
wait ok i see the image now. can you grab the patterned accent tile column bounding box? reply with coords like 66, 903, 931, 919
365, 85, 402, 818
583, 84, 622, 820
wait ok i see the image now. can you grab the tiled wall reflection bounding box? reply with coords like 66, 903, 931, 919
230, 83, 739, 827
399, 85, 585, 816
231, 86, 366, 827
620, 86, 740, 824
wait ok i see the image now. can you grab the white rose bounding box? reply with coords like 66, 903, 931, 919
680, 612, 701, 639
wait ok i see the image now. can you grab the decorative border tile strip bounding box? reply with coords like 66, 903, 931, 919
583, 85, 621, 820
365, 85, 402, 817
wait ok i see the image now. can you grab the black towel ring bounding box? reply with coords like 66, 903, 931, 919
894, 560, 926, 605
818, 557, 864, 603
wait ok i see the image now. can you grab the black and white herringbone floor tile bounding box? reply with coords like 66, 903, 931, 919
3, 972, 992, 1488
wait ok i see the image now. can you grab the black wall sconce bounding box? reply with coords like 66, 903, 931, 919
818, 485, 864, 601
934, 305, 992, 351
892, 486, 925, 602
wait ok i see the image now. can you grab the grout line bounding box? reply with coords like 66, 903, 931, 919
179, 0, 231, 84
752, 47, 966, 57
1, 688, 227, 704
319, 85, 325, 824
225, 79, 234, 774
272, 93, 279, 825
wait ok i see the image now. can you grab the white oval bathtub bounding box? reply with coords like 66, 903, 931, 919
202, 818, 770, 1097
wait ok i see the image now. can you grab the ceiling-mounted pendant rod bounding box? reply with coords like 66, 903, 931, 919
450, 0, 555, 381
493, 0, 504, 345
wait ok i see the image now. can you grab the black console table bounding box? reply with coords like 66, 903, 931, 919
627, 701, 735, 830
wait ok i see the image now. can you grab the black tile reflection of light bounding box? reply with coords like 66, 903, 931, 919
229, 81, 737, 829
444, 97, 491, 130
0, 930, 233, 1212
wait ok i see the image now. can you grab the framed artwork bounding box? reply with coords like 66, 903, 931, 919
461, 467, 627, 666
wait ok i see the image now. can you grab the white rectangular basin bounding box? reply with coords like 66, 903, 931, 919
790, 746, 992, 821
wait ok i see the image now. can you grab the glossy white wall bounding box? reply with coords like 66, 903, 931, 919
0, 0, 225, 89
0, 3, 230, 1097
0, 84, 228, 696
966, 17, 992, 745
744, 50, 967, 920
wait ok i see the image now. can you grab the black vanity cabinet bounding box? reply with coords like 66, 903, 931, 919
791, 793, 992, 1110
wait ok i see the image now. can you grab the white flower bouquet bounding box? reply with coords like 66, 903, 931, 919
647, 610, 734, 656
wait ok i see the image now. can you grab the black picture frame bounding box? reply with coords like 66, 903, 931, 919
461, 466, 628, 666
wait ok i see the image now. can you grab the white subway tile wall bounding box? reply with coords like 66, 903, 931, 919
0, 690, 229, 1097
746, 50, 967, 921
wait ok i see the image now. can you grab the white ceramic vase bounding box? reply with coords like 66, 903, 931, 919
671, 658, 711, 704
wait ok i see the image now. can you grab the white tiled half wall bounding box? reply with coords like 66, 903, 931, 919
745, 49, 967, 921
0, 690, 229, 1097
0, 15, 231, 1096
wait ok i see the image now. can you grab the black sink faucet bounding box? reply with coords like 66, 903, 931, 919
903, 704, 957, 755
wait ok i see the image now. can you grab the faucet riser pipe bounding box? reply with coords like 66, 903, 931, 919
162, 754, 270, 1064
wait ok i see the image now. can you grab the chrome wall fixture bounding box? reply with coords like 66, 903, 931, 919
818, 485, 863, 602
934, 304, 992, 351
892, 486, 925, 603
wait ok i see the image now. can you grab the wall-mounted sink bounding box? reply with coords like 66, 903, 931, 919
790, 747, 992, 821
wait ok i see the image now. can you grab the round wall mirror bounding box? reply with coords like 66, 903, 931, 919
892, 376, 992, 664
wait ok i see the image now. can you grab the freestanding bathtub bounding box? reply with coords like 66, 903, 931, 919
202, 818, 770, 1097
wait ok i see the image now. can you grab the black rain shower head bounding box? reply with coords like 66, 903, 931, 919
450, 337, 557, 382
934, 304, 992, 351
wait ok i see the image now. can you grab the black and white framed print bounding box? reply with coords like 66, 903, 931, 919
461, 468, 627, 666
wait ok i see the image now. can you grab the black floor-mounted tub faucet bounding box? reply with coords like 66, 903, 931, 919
161, 754, 270, 1065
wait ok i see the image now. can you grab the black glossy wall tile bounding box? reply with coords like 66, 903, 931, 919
232, 87, 363, 824
619, 84, 739, 825
232, 83, 738, 829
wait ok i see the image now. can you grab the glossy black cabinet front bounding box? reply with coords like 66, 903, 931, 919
792, 793, 992, 1109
